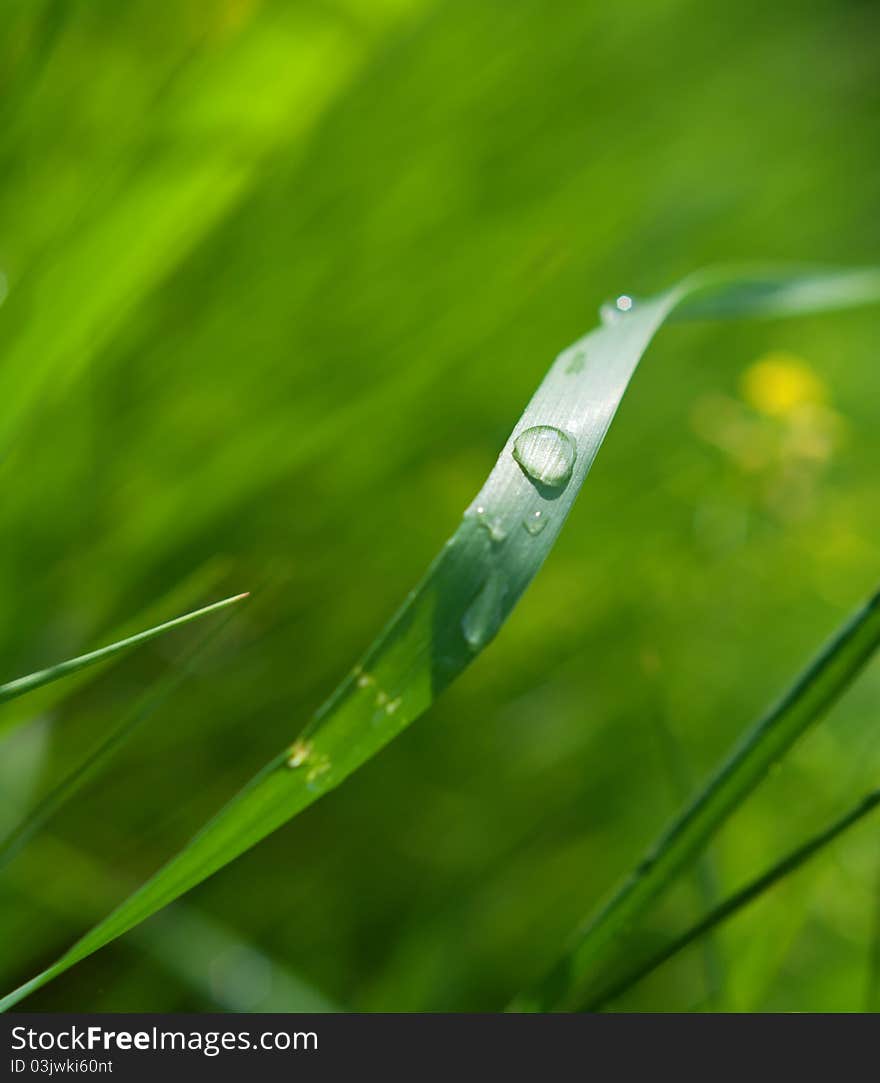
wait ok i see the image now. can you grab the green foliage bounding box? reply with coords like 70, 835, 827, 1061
2, 0, 879, 1013
513, 588, 880, 1010
586, 787, 880, 1010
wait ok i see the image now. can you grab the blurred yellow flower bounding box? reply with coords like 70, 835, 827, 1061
740, 352, 827, 417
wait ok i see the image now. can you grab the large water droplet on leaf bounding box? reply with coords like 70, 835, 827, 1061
512, 426, 576, 489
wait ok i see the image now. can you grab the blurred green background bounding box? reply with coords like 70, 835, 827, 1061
1, 0, 879, 1012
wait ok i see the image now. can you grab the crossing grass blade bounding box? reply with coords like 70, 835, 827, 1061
585, 787, 880, 1010
2, 265, 879, 1011
0, 594, 248, 707
510, 587, 880, 1011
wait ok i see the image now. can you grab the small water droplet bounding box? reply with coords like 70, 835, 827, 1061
512, 426, 577, 489
461, 568, 507, 651
523, 509, 547, 535
285, 739, 312, 769
376, 690, 389, 707
472, 505, 507, 543
356, 672, 374, 689
480, 515, 507, 543
600, 294, 635, 323
385, 696, 401, 715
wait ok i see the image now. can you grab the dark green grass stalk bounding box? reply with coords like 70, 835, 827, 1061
651, 709, 725, 1006
511, 587, 880, 1011
0, 594, 248, 706
867, 847, 880, 1011
0, 615, 238, 870
586, 787, 880, 1010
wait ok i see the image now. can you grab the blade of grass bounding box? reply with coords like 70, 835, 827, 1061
4, 834, 340, 1012
0, 611, 239, 870
867, 846, 880, 1011
0, 594, 248, 707
2, 265, 879, 1011
650, 709, 724, 1006
585, 787, 880, 1010
0, 560, 237, 737
511, 588, 880, 1011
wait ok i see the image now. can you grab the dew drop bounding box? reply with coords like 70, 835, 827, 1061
472, 505, 507, 543
461, 568, 507, 651
523, 509, 547, 535
512, 426, 576, 489
600, 294, 635, 323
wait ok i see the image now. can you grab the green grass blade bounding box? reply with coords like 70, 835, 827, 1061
651, 711, 725, 1006
511, 588, 880, 1011
0, 594, 248, 707
674, 265, 880, 321
0, 560, 236, 738
0, 616, 236, 870
586, 788, 880, 1010
2, 265, 879, 1011
5, 834, 341, 1012
867, 852, 880, 1011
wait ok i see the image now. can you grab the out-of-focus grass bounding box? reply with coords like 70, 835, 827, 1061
1, 0, 879, 1011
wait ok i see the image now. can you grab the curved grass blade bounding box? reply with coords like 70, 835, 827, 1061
2, 265, 879, 1011
511, 587, 880, 1011
585, 788, 880, 1010
0, 594, 248, 707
